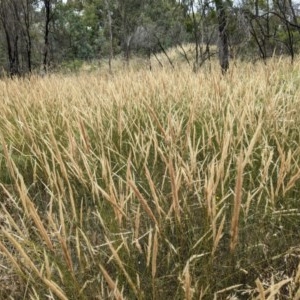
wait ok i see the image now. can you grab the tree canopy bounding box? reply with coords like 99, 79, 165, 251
0, 0, 299, 75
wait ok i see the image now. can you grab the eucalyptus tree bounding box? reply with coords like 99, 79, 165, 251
41, 0, 53, 71
272, 0, 299, 62
0, 0, 20, 75
14, 0, 36, 72
181, 0, 218, 71
215, 0, 229, 72
239, 0, 300, 62
0, 0, 38, 75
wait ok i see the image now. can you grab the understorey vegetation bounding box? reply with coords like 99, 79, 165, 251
1, 58, 300, 299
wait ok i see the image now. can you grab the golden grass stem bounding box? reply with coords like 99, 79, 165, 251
99, 264, 123, 300
105, 237, 140, 298
128, 180, 159, 227
168, 156, 182, 223
230, 151, 244, 253
151, 227, 158, 279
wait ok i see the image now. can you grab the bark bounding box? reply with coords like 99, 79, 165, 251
190, 0, 200, 70
104, 0, 113, 72
13, 0, 32, 72
22, 0, 32, 72
3, 26, 20, 76
215, 0, 229, 73
0, 1, 20, 76
43, 0, 51, 72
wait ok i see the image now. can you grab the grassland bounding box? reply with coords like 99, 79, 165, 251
1, 57, 300, 299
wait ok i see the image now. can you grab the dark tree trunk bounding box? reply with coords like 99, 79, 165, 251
118, 0, 134, 65
190, 0, 200, 71
1, 9, 20, 76
23, 0, 32, 72
215, 0, 229, 73
43, 0, 51, 72
12, 0, 32, 73
104, 0, 113, 72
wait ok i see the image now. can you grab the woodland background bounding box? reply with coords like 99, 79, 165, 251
1, 0, 300, 76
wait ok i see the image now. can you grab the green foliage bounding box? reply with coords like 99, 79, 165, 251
53, 2, 104, 61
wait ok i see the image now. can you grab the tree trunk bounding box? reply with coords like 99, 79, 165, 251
0, 5, 20, 76
12, 0, 32, 73
23, 0, 32, 72
104, 0, 113, 73
43, 0, 51, 72
215, 0, 229, 73
190, 0, 200, 71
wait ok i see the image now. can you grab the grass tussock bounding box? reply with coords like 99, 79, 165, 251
1, 58, 300, 299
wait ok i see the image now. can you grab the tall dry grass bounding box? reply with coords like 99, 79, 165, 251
1, 57, 300, 299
